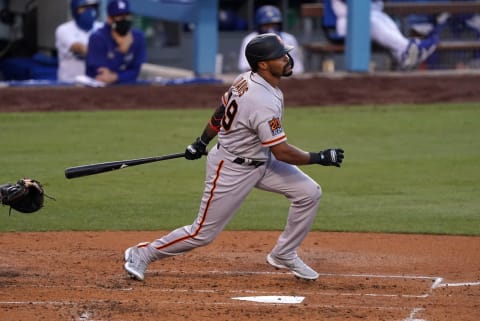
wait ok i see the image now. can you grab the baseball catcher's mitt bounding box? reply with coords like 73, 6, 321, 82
0, 178, 45, 214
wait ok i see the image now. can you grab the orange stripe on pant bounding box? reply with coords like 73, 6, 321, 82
152, 160, 224, 251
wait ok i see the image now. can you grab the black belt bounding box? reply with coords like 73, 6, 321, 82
218, 143, 265, 167
233, 157, 265, 167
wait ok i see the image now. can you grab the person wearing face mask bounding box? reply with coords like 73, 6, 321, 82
86, 0, 146, 84
237, 5, 304, 73
55, 0, 103, 83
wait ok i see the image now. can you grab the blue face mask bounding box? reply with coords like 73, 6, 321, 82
259, 25, 280, 35
75, 7, 97, 32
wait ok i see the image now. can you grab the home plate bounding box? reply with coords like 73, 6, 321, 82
232, 296, 305, 304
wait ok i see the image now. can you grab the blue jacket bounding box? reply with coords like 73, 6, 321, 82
86, 24, 146, 83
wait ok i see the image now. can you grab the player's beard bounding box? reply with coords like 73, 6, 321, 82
282, 62, 293, 77
270, 66, 290, 78
268, 57, 292, 78
282, 67, 293, 77
282, 55, 293, 77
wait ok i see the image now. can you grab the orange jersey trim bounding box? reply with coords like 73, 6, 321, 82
155, 160, 224, 251
261, 135, 286, 146
221, 93, 228, 106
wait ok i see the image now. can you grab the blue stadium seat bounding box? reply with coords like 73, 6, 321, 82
0, 53, 58, 81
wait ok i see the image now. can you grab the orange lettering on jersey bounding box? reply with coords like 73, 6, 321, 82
232, 77, 248, 97
269, 117, 283, 136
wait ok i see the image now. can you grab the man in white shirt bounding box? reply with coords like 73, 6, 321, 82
55, 0, 103, 82
238, 5, 304, 74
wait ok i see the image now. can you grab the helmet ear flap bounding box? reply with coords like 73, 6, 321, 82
287, 52, 294, 70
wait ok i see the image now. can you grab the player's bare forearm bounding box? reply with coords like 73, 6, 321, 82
270, 142, 311, 165
271, 142, 345, 167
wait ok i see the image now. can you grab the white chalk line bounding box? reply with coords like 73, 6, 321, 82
2, 270, 438, 298
403, 307, 426, 321
154, 269, 442, 298
155, 269, 440, 280
0, 285, 429, 299
2, 270, 478, 321
6, 271, 478, 298
401, 277, 480, 321
0, 298, 416, 311
5, 270, 478, 296
434, 281, 480, 288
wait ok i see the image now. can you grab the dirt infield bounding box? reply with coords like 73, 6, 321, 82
0, 231, 479, 321
1, 72, 479, 320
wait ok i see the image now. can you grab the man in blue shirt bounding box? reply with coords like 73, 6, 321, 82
86, 0, 146, 84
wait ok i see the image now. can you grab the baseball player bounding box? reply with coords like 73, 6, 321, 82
238, 5, 304, 73
124, 33, 344, 281
55, 0, 103, 82
331, 0, 445, 69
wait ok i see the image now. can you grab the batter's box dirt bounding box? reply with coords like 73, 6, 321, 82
0, 231, 478, 321
312, 273, 436, 297
139, 270, 435, 298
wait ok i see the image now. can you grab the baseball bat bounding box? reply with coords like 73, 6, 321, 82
65, 152, 185, 179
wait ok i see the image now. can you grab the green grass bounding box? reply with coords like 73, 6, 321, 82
1, 103, 479, 235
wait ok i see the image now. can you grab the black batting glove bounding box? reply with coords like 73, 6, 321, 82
309, 148, 345, 167
185, 137, 208, 160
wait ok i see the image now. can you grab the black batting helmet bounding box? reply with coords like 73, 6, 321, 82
245, 33, 294, 72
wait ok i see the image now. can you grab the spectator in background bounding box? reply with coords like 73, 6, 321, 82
86, 0, 146, 85
238, 5, 304, 73
331, 0, 447, 70
55, 0, 102, 83
465, 14, 480, 36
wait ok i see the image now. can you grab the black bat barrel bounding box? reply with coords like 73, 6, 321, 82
64, 153, 185, 179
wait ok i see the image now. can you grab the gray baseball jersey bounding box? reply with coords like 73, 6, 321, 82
137, 71, 321, 264
218, 72, 286, 160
